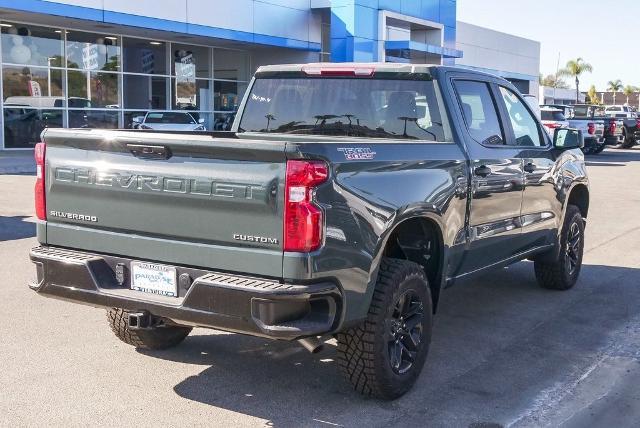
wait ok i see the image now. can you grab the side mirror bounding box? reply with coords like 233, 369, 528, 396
133, 116, 144, 124
554, 128, 583, 150
198, 118, 205, 124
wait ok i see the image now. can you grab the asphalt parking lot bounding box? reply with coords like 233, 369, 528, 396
1, 148, 639, 427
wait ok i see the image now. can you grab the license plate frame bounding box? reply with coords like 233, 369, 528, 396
130, 261, 178, 297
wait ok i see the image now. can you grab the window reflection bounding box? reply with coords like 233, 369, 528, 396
1, 23, 64, 67
213, 112, 236, 131
172, 78, 212, 110
66, 31, 120, 71
123, 75, 168, 110
3, 65, 64, 101
122, 38, 167, 74
3, 108, 63, 148
173, 44, 210, 78
68, 110, 119, 129
67, 70, 118, 108
214, 81, 246, 111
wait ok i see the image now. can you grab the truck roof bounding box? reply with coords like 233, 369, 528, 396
255, 62, 498, 80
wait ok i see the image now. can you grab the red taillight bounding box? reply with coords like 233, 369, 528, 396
609, 121, 616, 133
544, 123, 560, 129
636, 118, 640, 128
301, 65, 375, 77
34, 142, 46, 220
284, 160, 328, 252
587, 123, 595, 135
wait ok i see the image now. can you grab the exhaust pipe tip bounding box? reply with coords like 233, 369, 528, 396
298, 337, 324, 353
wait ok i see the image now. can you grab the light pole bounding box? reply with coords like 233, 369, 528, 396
47, 56, 54, 96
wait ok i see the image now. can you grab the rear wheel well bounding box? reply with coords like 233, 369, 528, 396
383, 218, 443, 312
568, 184, 589, 219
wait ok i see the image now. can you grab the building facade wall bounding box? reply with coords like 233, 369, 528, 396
456, 21, 540, 95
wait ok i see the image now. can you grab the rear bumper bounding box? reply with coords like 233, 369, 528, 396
29, 246, 341, 340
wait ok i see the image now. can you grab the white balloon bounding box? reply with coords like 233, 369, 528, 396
10, 34, 23, 46
10, 44, 32, 64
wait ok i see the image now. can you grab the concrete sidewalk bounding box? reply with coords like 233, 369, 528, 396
0, 150, 35, 175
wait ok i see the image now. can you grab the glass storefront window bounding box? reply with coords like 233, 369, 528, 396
172, 43, 210, 79
172, 78, 212, 111
123, 74, 168, 110
124, 111, 148, 129
66, 31, 120, 71
214, 81, 246, 111
3, 107, 63, 148
0, 24, 253, 149
122, 38, 167, 75
68, 109, 119, 129
214, 49, 248, 81
213, 112, 236, 131
1, 23, 64, 67
67, 70, 119, 108
3, 65, 64, 103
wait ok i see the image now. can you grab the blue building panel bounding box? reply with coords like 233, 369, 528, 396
440, 0, 457, 28
0, 0, 459, 64
420, 0, 441, 22
329, 0, 458, 63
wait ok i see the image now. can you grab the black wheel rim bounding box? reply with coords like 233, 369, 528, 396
566, 221, 582, 276
388, 290, 424, 375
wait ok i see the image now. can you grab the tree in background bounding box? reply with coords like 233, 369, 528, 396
539, 73, 569, 89
622, 85, 638, 105
587, 85, 601, 105
607, 79, 623, 105
558, 58, 594, 103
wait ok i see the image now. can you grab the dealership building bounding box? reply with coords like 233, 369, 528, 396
0, 0, 540, 150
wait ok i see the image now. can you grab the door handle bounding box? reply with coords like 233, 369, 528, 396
127, 144, 172, 160
474, 165, 492, 177
524, 163, 536, 173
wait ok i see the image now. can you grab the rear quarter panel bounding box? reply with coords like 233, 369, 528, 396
282, 140, 469, 325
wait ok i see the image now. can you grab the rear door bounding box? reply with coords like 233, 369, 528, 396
495, 85, 561, 248
42, 129, 287, 277
450, 78, 525, 274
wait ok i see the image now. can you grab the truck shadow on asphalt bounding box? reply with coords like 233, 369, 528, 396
140, 262, 640, 427
0, 216, 36, 242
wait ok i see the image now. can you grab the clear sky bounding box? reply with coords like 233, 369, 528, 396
456, 0, 639, 91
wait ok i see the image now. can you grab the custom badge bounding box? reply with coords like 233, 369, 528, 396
338, 147, 377, 160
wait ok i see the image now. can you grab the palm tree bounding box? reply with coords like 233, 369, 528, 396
607, 79, 623, 104
558, 58, 594, 103
622, 85, 637, 105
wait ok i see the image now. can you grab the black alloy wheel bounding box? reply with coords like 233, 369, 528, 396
388, 290, 425, 375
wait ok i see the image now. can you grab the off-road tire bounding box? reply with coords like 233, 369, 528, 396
621, 131, 636, 149
534, 205, 584, 290
336, 258, 433, 399
107, 308, 192, 350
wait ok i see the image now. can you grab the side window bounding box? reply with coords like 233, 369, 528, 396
498, 87, 544, 147
453, 80, 504, 145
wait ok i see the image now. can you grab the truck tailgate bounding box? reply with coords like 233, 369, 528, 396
41, 129, 286, 277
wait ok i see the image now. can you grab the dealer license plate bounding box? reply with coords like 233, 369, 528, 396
130, 262, 178, 297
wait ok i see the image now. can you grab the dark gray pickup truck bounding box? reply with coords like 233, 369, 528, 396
30, 63, 589, 399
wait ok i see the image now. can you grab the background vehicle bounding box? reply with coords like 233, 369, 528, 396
132, 111, 206, 131
541, 104, 574, 119
605, 105, 635, 119
621, 116, 640, 148
30, 64, 588, 400
540, 107, 570, 137
570, 104, 620, 153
